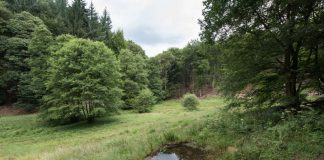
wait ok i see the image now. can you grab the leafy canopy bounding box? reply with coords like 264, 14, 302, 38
200, 0, 324, 109
41, 38, 121, 123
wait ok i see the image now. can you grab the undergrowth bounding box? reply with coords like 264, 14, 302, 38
194, 106, 324, 160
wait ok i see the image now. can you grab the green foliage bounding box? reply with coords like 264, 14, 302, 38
155, 48, 179, 98
147, 57, 165, 101
7, 11, 44, 38
202, 107, 324, 160
50, 34, 75, 52
0, 11, 46, 108
155, 42, 218, 98
108, 30, 126, 55
0, 1, 12, 104
200, 0, 324, 109
132, 88, 156, 113
182, 93, 199, 110
4, 0, 113, 39
68, 0, 89, 37
119, 49, 149, 109
126, 40, 146, 58
0, 1, 11, 34
15, 25, 54, 109
40, 38, 121, 124
163, 131, 179, 142
87, 1, 100, 39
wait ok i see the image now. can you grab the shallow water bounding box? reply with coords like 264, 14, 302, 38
146, 143, 205, 160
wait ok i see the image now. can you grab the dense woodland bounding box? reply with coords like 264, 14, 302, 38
0, 0, 323, 159
201, 0, 324, 110
0, 0, 220, 123
0, 0, 324, 121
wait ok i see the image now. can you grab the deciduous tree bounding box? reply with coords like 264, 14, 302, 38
200, 0, 324, 109
41, 38, 121, 123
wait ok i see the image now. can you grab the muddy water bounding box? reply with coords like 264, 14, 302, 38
145, 142, 206, 160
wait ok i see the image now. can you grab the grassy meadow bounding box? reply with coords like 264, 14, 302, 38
0, 97, 225, 160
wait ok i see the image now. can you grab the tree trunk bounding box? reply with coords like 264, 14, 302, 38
4, 89, 16, 105
87, 116, 95, 123
284, 46, 300, 110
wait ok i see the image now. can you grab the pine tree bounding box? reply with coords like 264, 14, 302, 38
99, 7, 113, 44
87, 1, 100, 39
68, 0, 89, 37
100, 7, 112, 35
48, 0, 69, 35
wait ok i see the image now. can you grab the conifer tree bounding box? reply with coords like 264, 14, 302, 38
68, 0, 89, 37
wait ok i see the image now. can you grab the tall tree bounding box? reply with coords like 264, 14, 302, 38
68, 0, 89, 37
108, 30, 126, 55
87, 1, 100, 39
126, 40, 147, 58
1, 11, 45, 105
4, 0, 38, 14
148, 57, 165, 101
47, 0, 70, 35
200, 0, 324, 109
0, 1, 12, 104
119, 49, 149, 109
41, 38, 121, 124
15, 25, 54, 109
98, 7, 114, 48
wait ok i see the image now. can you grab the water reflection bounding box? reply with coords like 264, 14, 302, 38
150, 153, 179, 160
146, 142, 205, 160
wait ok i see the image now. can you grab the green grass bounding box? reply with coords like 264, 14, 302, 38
194, 106, 324, 160
0, 97, 225, 160
2, 96, 323, 160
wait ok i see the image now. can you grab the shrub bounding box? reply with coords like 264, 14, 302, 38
182, 93, 199, 110
133, 89, 156, 113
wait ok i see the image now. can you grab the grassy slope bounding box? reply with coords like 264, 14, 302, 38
0, 97, 225, 160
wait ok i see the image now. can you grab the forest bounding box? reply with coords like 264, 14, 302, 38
0, 0, 323, 159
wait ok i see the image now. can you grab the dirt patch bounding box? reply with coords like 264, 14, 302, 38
317, 154, 324, 160
0, 105, 36, 116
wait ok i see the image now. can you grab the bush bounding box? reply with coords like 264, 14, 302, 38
182, 93, 199, 110
133, 89, 156, 113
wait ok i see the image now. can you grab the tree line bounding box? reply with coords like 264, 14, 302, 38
2, 0, 322, 124
0, 0, 156, 123
0, 0, 219, 124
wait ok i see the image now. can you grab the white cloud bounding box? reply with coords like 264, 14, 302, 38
86, 0, 204, 57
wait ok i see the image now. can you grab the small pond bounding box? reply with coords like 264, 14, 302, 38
145, 142, 206, 160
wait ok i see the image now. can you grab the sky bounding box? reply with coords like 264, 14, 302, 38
84, 0, 204, 57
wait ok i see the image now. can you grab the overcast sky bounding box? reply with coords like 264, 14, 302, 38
84, 0, 204, 57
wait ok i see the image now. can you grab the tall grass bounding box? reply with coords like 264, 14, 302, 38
0, 96, 225, 160
194, 107, 324, 160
